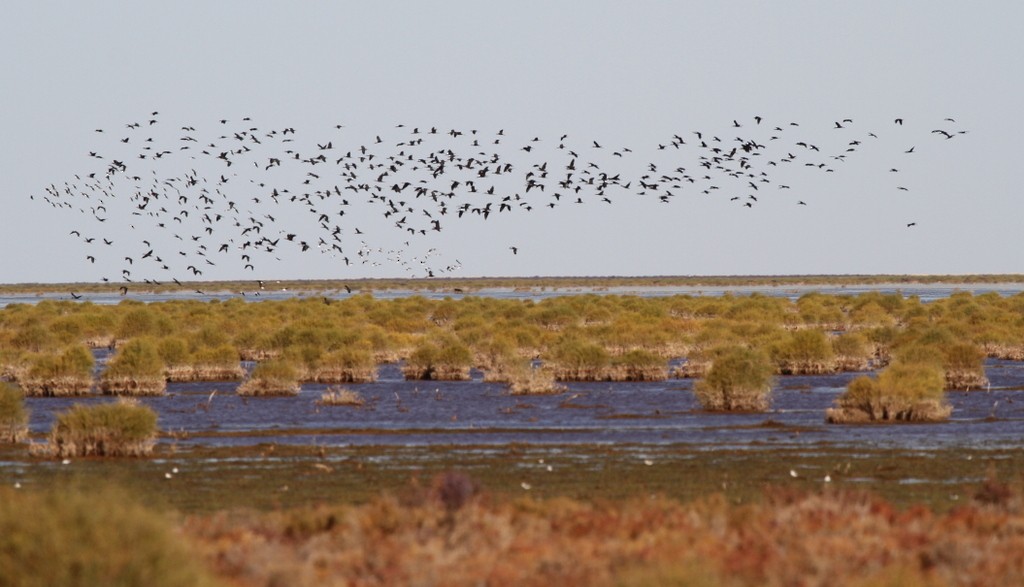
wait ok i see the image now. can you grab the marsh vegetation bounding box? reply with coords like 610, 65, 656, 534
2, 284, 1024, 585
0, 382, 28, 442
0, 290, 1019, 425
42, 398, 158, 457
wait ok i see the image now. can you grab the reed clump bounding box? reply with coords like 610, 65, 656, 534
0, 382, 29, 443
311, 347, 377, 383
693, 347, 774, 411
317, 386, 365, 406
0, 484, 218, 587
491, 360, 566, 395
402, 338, 473, 380
19, 344, 94, 396
826, 362, 951, 423
187, 344, 245, 381
607, 349, 669, 381
940, 341, 989, 390
549, 338, 612, 381
771, 329, 836, 375
44, 398, 158, 457
831, 332, 874, 371
237, 359, 301, 396
672, 351, 713, 379
100, 338, 167, 396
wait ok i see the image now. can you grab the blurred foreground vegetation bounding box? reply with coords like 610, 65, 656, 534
3, 468, 1024, 587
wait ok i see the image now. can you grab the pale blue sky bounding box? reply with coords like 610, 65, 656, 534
2, 2, 1021, 283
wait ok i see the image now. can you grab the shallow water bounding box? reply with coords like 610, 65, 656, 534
23, 359, 1024, 452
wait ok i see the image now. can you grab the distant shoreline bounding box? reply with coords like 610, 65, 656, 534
2, 274, 1024, 295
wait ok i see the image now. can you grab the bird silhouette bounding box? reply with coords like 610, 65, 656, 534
33, 113, 967, 284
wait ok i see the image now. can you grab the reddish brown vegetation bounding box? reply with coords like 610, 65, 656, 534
183, 478, 1024, 587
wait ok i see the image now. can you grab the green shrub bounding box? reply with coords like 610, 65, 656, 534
694, 347, 774, 411
47, 398, 158, 457
0, 484, 218, 587
0, 382, 28, 442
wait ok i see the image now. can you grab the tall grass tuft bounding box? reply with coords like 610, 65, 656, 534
826, 362, 951, 423
0, 484, 218, 587
0, 382, 29, 443
402, 338, 473, 380
312, 347, 377, 383
489, 359, 566, 395
20, 344, 95, 396
100, 338, 167, 395
771, 329, 835, 375
831, 332, 873, 371
237, 359, 301, 396
549, 338, 611, 381
693, 346, 774, 411
45, 398, 158, 457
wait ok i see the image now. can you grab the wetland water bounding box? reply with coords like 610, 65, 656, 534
7, 284, 1024, 507
22, 359, 1024, 453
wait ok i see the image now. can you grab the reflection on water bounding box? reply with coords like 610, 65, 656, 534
22, 359, 1024, 451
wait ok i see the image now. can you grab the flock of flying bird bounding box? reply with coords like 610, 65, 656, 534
33, 113, 968, 292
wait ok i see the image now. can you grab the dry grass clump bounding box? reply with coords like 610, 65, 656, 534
0, 484, 217, 587
183, 480, 1024, 587
44, 398, 158, 457
100, 338, 166, 396
19, 344, 94, 396
0, 382, 29, 443
318, 386, 365, 406
826, 362, 951, 423
237, 359, 301, 396
693, 347, 774, 411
